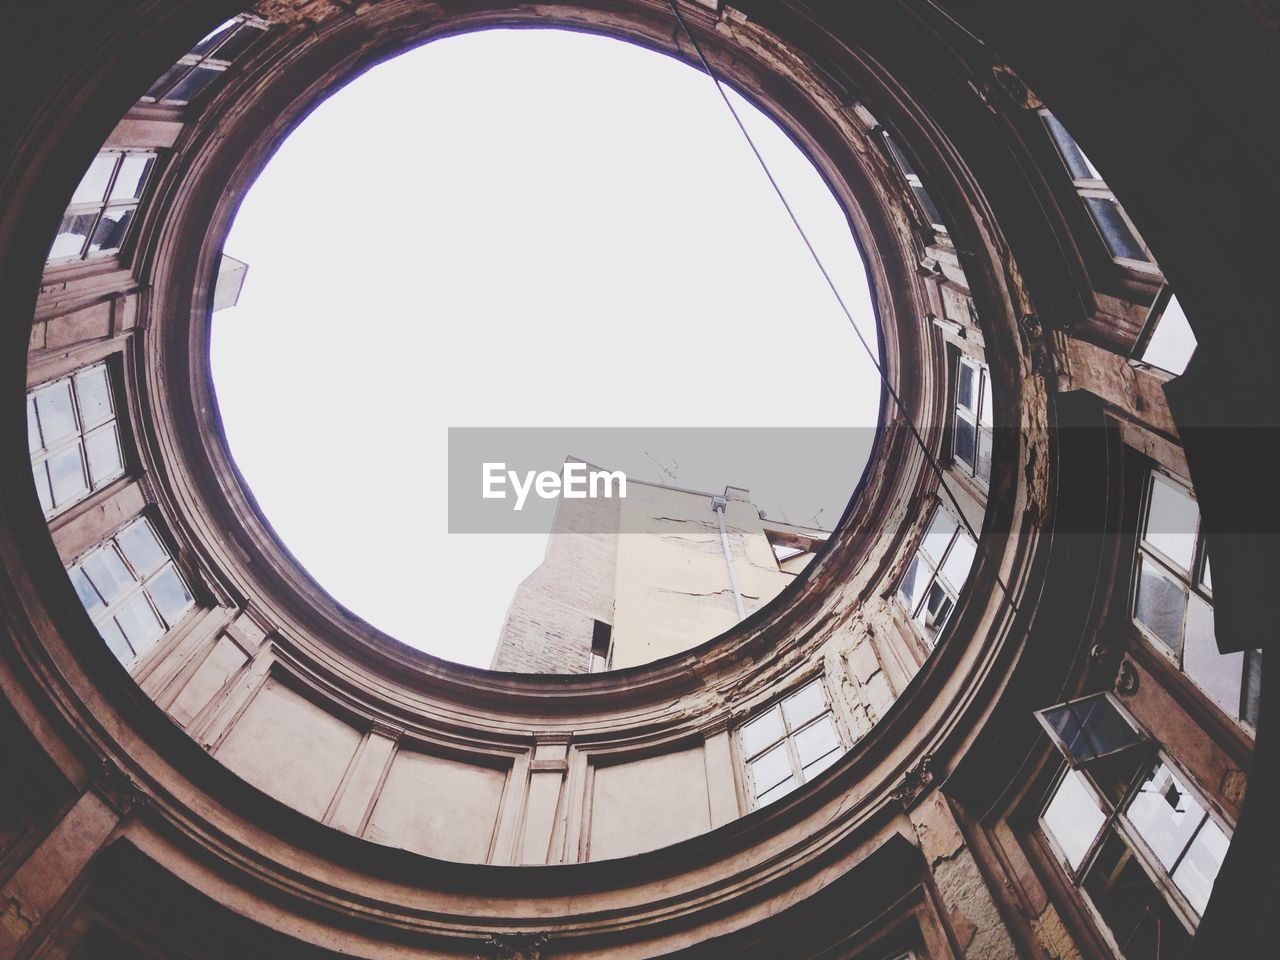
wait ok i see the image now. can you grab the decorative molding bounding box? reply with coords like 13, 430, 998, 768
1116, 659, 1140, 697
892, 755, 935, 807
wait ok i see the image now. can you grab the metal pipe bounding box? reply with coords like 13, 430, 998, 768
712, 495, 747, 621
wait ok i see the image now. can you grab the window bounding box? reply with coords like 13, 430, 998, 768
953, 356, 992, 484
1036, 693, 1148, 768
897, 506, 977, 646
141, 15, 269, 106
588, 619, 613, 673
1134, 285, 1197, 376
739, 679, 843, 808
66, 517, 195, 665
1133, 471, 1261, 728
1039, 753, 1230, 957
880, 129, 947, 233
28, 362, 125, 517
765, 529, 824, 573
1042, 111, 1155, 270
48, 150, 157, 263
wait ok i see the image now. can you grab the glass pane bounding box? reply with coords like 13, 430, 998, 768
34, 381, 78, 445
69, 566, 106, 617
32, 461, 53, 514
1142, 295, 1197, 376
47, 444, 88, 507
70, 154, 117, 204
956, 361, 976, 411
1074, 694, 1145, 759
73, 365, 113, 428
740, 706, 784, 758
953, 416, 976, 469
192, 18, 238, 56
802, 748, 841, 781
48, 211, 95, 261
1182, 593, 1244, 720
910, 182, 945, 228
1172, 818, 1228, 916
978, 371, 993, 426
84, 425, 123, 488
1243, 650, 1262, 728
208, 23, 260, 63
940, 532, 977, 591
1135, 555, 1187, 654
792, 715, 840, 766
898, 554, 930, 613
749, 743, 793, 796
1126, 761, 1205, 870
144, 62, 192, 101
1144, 475, 1198, 571
782, 682, 826, 729
87, 206, 135, 256
99, 617, 134, 662
162, 64, 221, 104
1201, 555, 1212, 592
755, 775, 797, 808
1084, 196, 1150, 262
146, 563, 193, 625
976, 427, 993, 483
1044, 114, 1102, 181
109, 154, 154, 201
81, 545, 135, 604
114, 593, 165, 652
27, 396, 41, 453
918, 582, 953, 645
921, 509, 958, 563
117, 520, 167, 576
1082, 831, 1193, 959
1042, 769, 1106, 869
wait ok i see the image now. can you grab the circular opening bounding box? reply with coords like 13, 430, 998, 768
210, 28, 881, 670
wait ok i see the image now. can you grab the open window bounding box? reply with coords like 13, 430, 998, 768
1132, 284, 1197, 376
588, 619, 613, 673
765, 528, 823, 574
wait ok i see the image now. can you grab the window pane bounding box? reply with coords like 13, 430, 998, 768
749, 743, 793, 796
898, 554, 930, 612
792, 715, 840, 766
953, 416, 976, 469
73, 365, 113, 428
1042, 769, 1106, 869
144, 62, 192, 100
802, 748, 841, 781
1201, 556, 1212, 592
87, 206, 135, 256
208, 23, 260, 63
1135, 555, 1186, 654
1044, 114, 1101, 181
1182, 593, 1244, 720
1082, 831, 1193, 959
146, 563, 193, 625
755, 775, 797, 808
740, 706, 784, 758
27, 396, 41, 453
1172, 818, 1228, 916
977, 427, 993, 483
1243, 650, 1262, 728
114, 593, 164, 651
978, 371, 993, 427
918, 582, 953, 642
69, 566, 106, 617
83, 425, 123, 487
109, 154, 154, 201
116, 520, 167, 576
99, 617, 134, 662
48, 211, 95, 260
47, 444, 88, 507
162, 64, 221, 104
81, 545, 135, 604
31, 461, 53, 514
70, 154, 118, 204
782, 682, 826, 729
34, 381, 78, 446
192, 18, 238, 56
1126, 762, 1205, 870
956, 361, 976, 412
1144, 476, 1198, 571
921, 510, 958, 563
940, 532, 977, 590
1142, 295, 1197, 376
1084, 196, 1150, 262
1073, 694, 1145, 759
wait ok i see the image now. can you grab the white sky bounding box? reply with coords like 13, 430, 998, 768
210, 28, 881, 667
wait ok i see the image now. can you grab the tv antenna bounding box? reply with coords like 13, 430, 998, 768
643, 451, 679, 484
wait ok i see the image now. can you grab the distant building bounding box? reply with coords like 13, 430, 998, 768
491, 464, 828, 672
